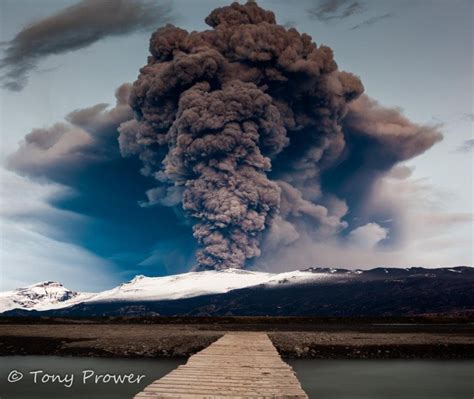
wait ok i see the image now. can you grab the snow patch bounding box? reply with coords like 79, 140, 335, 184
0, 281, 94, 313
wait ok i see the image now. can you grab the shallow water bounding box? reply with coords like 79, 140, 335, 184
0, 356, 472, 398
289, 359, 474, 399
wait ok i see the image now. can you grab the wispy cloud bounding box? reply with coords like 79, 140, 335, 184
456, 138, 474, 153
0, 0, 173, 91
461, 113, 474, 122
308, 0, 366, 22
349, 13, 393, 30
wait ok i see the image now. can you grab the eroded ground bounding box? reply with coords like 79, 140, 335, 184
1, 319, 473, 359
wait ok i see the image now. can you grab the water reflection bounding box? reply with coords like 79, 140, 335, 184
289, 359, 474, 399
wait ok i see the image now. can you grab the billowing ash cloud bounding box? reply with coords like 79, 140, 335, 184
8, 84, 133, 176
7, 1, 443, 273
119, 1, 443, 271
0, 0, 173, 90
119, 1, 364, 270
322, 94, 443, 220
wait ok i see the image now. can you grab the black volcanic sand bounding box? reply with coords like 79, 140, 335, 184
0, 317, 473, 359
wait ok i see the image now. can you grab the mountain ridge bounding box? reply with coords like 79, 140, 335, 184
1, 266, 472, 316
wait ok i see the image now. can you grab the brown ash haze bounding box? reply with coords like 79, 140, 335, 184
7, 1, 443, 272
118, 1, 441, 270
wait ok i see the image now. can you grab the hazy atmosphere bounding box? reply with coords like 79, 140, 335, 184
0, 0, 472, 291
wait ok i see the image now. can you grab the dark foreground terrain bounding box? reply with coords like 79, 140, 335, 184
1, 317, 473, 359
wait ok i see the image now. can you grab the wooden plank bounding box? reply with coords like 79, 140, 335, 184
134, 333, 308, 398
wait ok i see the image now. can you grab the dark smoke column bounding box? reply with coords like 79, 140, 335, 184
119, 1, 364, 270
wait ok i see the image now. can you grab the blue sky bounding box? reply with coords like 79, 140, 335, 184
0, 0, 472, 291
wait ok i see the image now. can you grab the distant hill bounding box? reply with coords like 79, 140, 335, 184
1, 267, 473, 317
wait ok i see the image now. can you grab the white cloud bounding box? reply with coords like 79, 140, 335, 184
257, 164, 473, 272
0, 169, 119, 291
348, 222, 388, 248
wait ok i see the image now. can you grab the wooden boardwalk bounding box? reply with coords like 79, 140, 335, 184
134, 332, 308, 398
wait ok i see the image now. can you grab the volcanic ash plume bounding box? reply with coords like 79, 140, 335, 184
119, 1, 364, 269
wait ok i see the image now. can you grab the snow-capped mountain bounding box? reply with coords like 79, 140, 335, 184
1, 266, 472, 316
0, 268, 337, 313
0, 281, 94, 313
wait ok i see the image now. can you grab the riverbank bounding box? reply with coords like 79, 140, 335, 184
1, 318, 473, 359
